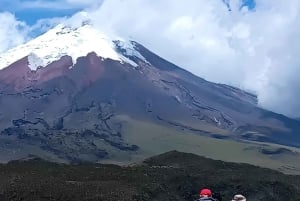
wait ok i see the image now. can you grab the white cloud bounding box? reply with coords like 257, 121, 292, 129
30, 17, 66, 35
72, 0, 300, 117
0, 12, 29, 53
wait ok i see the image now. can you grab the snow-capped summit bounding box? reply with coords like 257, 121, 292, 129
0, 21, 144, 71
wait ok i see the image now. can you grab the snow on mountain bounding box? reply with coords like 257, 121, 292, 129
0, 23, 144, 71
27, 53, 45, 71
114, 40, 146, 61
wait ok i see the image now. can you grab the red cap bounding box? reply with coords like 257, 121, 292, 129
200, 188, 212, 197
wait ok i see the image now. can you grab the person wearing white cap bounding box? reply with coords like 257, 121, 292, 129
231, 194, 246, 201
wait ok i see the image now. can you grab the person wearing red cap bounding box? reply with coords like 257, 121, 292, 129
194, 188, 218, 201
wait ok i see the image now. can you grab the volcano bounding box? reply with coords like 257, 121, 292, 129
0, 21, 300, 168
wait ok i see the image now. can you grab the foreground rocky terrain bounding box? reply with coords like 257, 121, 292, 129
0, 151, 300, 201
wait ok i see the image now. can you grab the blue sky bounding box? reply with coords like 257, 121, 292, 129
0, 0, 102, 24
13, 9, 79, 25
242, 0, 256, 9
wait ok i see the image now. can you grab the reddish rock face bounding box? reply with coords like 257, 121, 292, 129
37, 55, 73, 84
0, 56, 31, 90
0, 52, 107, 91
81, 52, 105, 83
0, 55, 73, 91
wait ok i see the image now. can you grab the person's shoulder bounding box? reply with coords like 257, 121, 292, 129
197, 198, 217, 201
208, 198, 218, 201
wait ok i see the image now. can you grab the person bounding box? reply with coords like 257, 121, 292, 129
194, 188, 218, 201
231, 194, 246, 201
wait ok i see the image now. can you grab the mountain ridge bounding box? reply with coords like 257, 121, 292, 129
0, 22, 300, 171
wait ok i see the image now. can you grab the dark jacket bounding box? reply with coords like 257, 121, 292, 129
195, 197, 217, 201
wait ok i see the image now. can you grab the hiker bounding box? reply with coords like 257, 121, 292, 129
195, 188, 218, 201
231, 194, 246, 201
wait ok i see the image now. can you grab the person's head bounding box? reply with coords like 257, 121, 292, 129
232, 194, 246, 201
199, 188, 212, 198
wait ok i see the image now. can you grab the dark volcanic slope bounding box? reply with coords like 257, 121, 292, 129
0, 151, 300, 201
0, 40, 300, 163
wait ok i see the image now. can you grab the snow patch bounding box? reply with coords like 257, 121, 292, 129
0, 23, 141, 70
174, 95, 181, 103
27, 53, 44, 71
119, 55, 139, 67
116, 40, 147, 61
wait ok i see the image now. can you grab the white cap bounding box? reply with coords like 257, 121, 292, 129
232, 194, 246, 201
